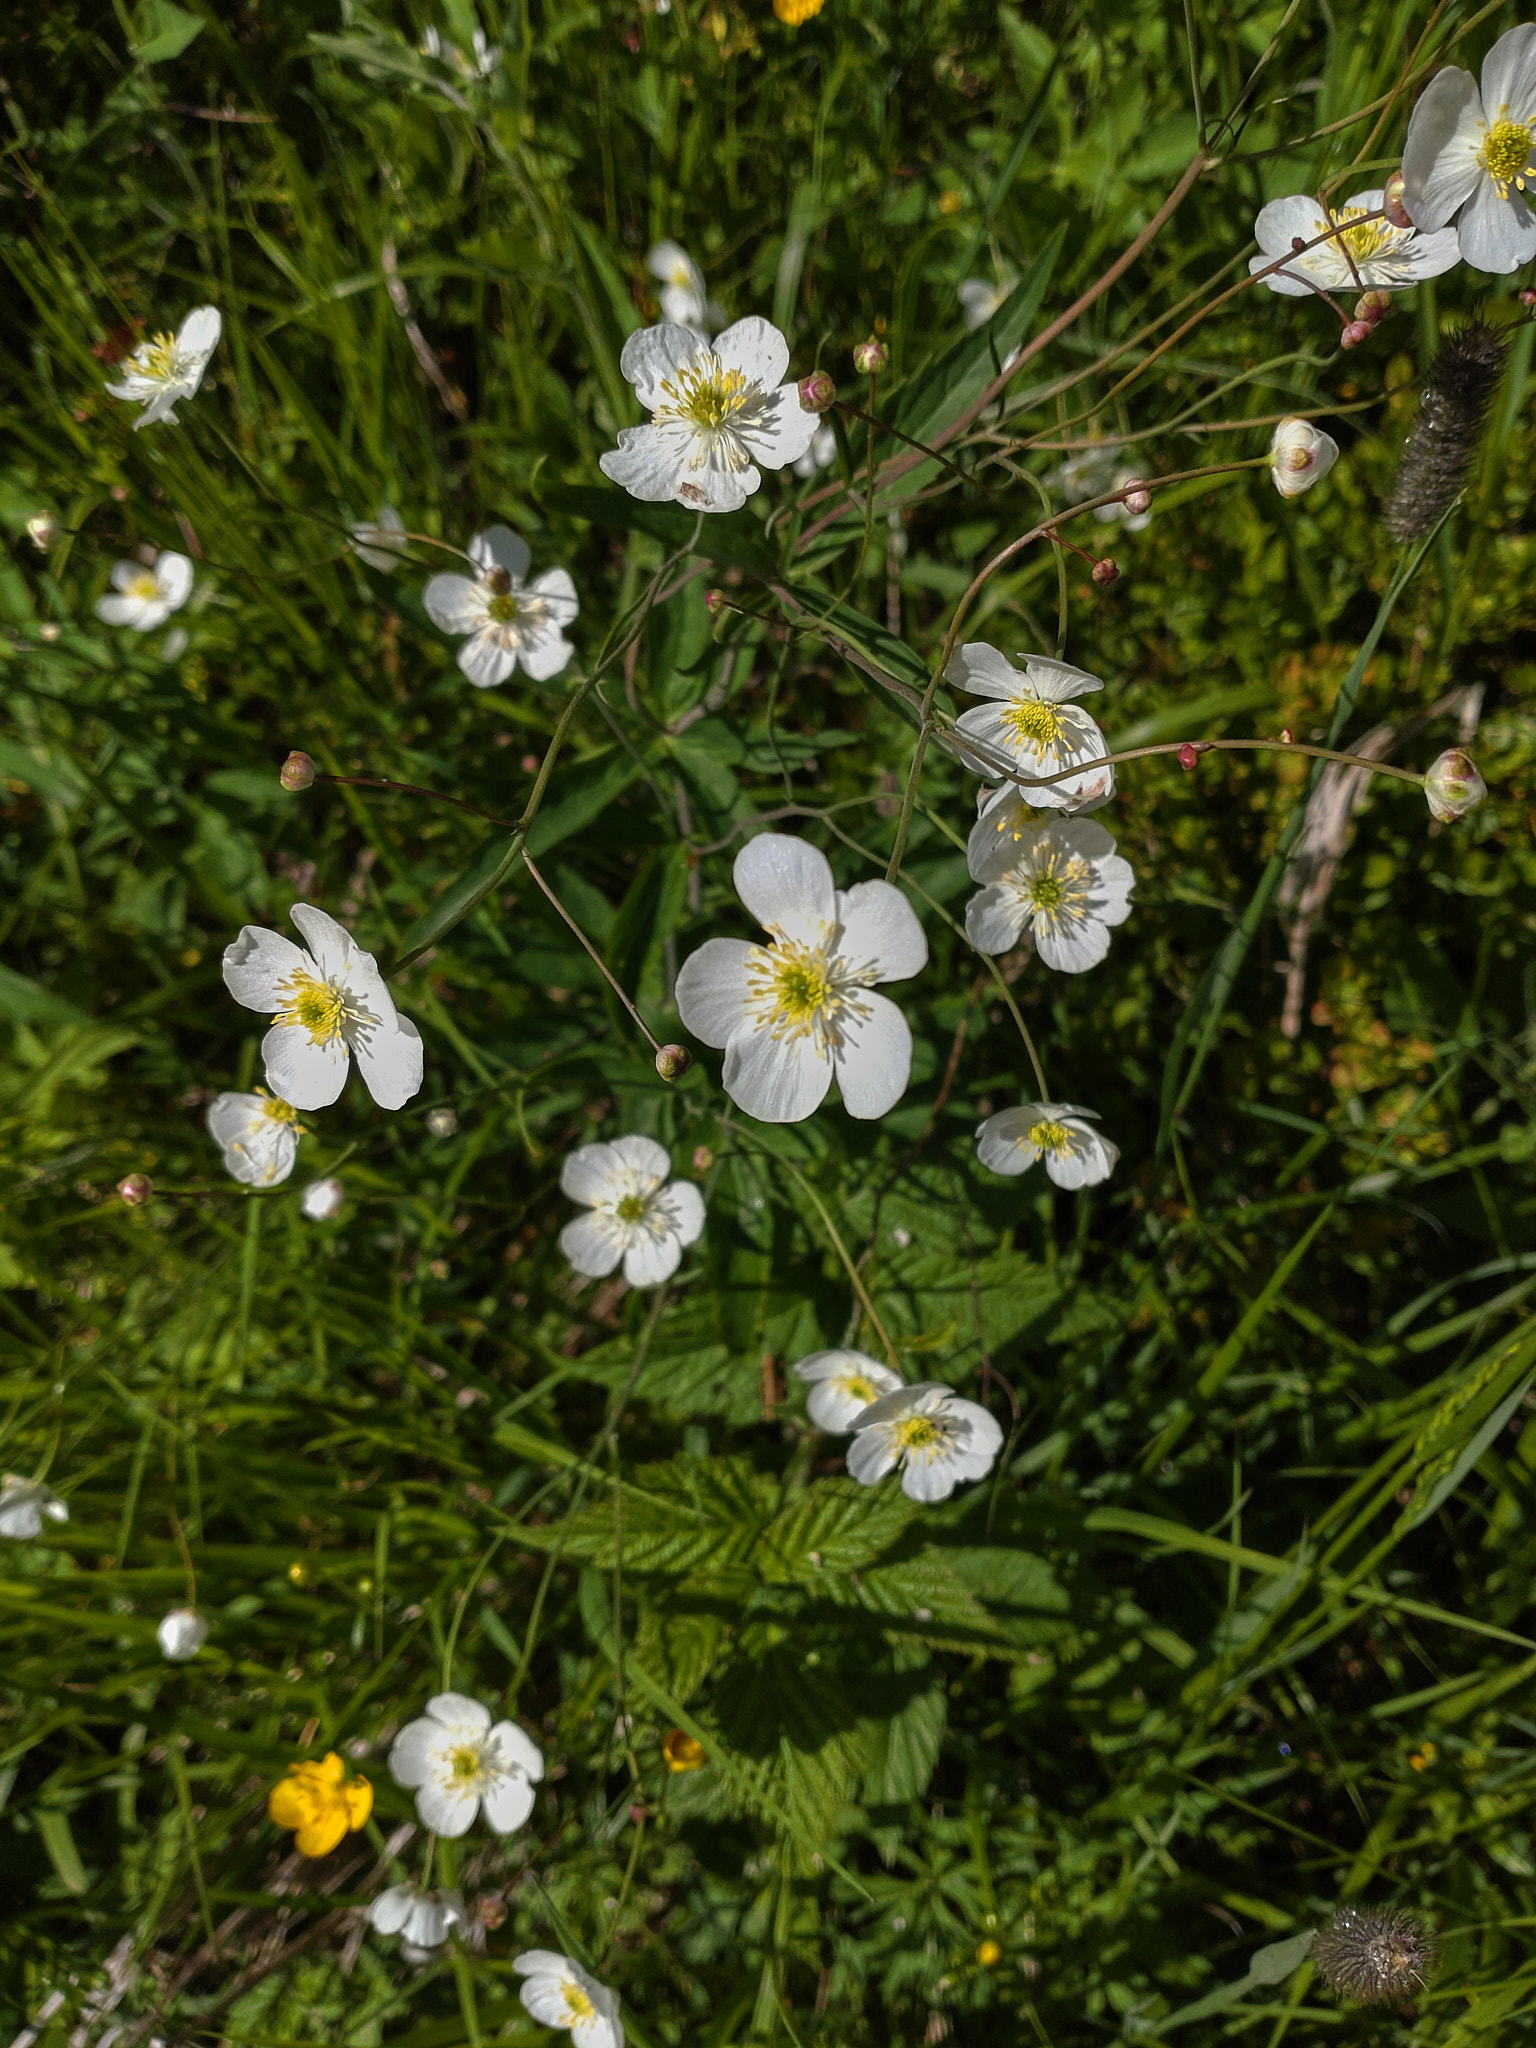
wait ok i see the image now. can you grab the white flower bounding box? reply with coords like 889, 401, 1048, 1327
301, 1176, 345, 1220
958, 275, 1016, 328
206, 1091, 302, 1187
1402, 24, 1536, 273
1248, 187, 1460, 295
946, 642, 1114, 811
793, 422, 837, 479
369, 1883, 466, 1947
222, 904, 424, 1113
965, 812, 1134, 971
646, 241, 714, 331
0, 1475, 68, 1539
105, 306, 221, 429
559, 1136, 705, 1288
157, 1608, 208, 1661
513, 1952, 624, 2048
389, 1692, 544, 1838
423, 526, 577, 688
846, 1383, 1003, 1503
674, 833, 928, 1124
600, 318, 820, 514
975, 1102, 1118, 1188
350, 506, 409, 571
1269, 416, 1338, 497
793, 1348, 903, 1431
95, 552, 193, 632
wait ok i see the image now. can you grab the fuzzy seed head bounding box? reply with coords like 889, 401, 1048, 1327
1386, 318, 1509, 541
852, 337, 889, 375
655, 1043, 691, 1081
1312, 1907, 1435, 2007
798, 370, 837, 414
280, 751, 317, 792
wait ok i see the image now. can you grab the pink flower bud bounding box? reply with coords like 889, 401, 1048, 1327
1091, 558, 1118, 586
1340, 319, 1374, 350
280, 751, 317, 791
798, 370, 837, 414
705, 588, 726, 617
692, 1145, 714, 1173
1423, 748, 1487, 822
655, 1043, 691, 1081
1177, 743, 1200, 772
1354, 290, 1390, 326
117, 1173, 153, 1206
1382, 169, 1412, 230
852, 337, 889, 375
1279, 726, 1293, 744
1120, 479, 1152, 516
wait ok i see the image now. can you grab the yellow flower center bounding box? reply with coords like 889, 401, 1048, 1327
842, 1375, 876, 1403
1322, 205, 1398, 263
487, 591, 520, 623
1027, 873, 1066, 912
774, 951, 832, 1020
128, 571, 160, 600
1001, 699, 1064, 750
1481, 118, 1533, 191
260, 1094, 300, 1126
615, 1193, 648, 1223
447, 1742, 485, 1785
895, 1414, 940, 1452
657, 352, 752, 430
560, 1984, 597, 2026
277, 971, 348, 1046
1027, 1118, 1071, 1153
137, 330, 179, 379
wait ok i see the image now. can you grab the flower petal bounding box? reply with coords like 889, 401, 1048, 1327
1457, 177, 1536, 272
964, 885, 1027, 955
516, 628, 574, 682
351, 1012, 425, 1111
1482, 21, 1536, 123
722, 1020, 832, 1123
618, 323, 703, 408
527, 565, 579, 623
223, 925, 311, 1013
469, 526, 531, 583
733, 833, 836, 945
608, 1134, 671, 1183
675, 938, 757, 1048
177, 305, 223, 360
458, 630, 519, 688
561, 1211, 625, 1278
832, 989, 912, 1120
262, 1022, 349, 1111
426, 1691, 491, 1731
1401, 67, 1485, 229
156, 553, 194, 608
481, 1772, 536, 1834
944, 641, 1024, 701
494, 1720, 545, 1782
658, 1178, 705, 1247
713, 314, 790, 391
415, 1780, 479, 1837
846, 1429, 899, 1486
388, 1717, 441, 1787
560, 1142, 627, 1205
600, 422, 695, 503
742, 385, 821, 470
622, 1232, 682, 1288
834, 880, 928, 984
423, 573, 484, 634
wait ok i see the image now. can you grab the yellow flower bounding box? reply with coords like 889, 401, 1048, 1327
663, 1728, 707, 1773
774, 0, 825, 22
975, 1939, 1002, 1968
267, 1752, 373, 1857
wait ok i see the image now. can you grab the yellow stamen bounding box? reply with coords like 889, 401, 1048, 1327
560, 1984, 597, 2026
615, 1194, 647, 1223
774, 953, 832, 1020
277, 971, 348, 1046
260, 1094, 300, 1126
128, 571, 159, 600
487, 591, 520, 623
1027, 873, 1066, 912
656, 352, 752, 430
1318, 205, 1400, 264
1001, 699, 1065, 750
1481, 118, 1534, 193
895, 1415, 940, 1452
1027, 1119, 1071, 1154
447, 1743, 485, 1785
842, 1375, 876, 1403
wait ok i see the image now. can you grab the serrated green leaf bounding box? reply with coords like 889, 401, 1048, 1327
861, 1681, 946, 1806
756, 1478, 917, 1581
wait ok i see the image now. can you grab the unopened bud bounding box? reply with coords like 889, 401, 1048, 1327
280, 751, 316, 791
1340, 319, 1374, 350
1120, 479, 1152, 516
705, 587, 727, 617
486, 564, 513, 596
852, 336, 889, 376
692, 1144, 714, 1173
1423, 747, 1487, 822
1354, 290, 1391, 326
1090, 558, 1118, 586
1522, 289, 1536, 307
301, 1176, 345, 1221
1382, 169, 1413, 230
117, 1172, 153, 1206
1270, 416, 1338, 498
425, 1106, 458, 1136
655, 1043, 691, 1081
26, 512, 58, 550
1177, 742, 1200, 772
1279, 726, 1293, 744
798, 370, 837, 414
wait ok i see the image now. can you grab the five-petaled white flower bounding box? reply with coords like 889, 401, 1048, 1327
514, 1952, 624, 2048
675, 833, 928, 1123
96, 552, 193, 632
222, 904, 424, 1113
600, 318, 820, 514
793, 1348, 904, 1431
106, 306, 222, 429
1269, 416, 1338, 498
947, 643, 1115, 811
559, 1136, 705, 1288
646, 241, 717, 332
1402, 24, 1536, 273
157, 1608, 209, 1661
369, 1884, 466, 1948
424, 526, 578, 688
350, 505, 409, 571
1249, 188, 1460, 295
0, 1475, 68, 1539
965, 812, 1134, 972
846, 1383, 1003, 1503
976, 1101, 1119, 1189
206, 1091, 303, 1187
389, 1692, 545, 1838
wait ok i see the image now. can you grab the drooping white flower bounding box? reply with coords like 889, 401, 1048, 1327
600, 319, 820, 514
793, 1348, 903, 1431
95, 552, 193, 632
1049, 444, 1151, 530
793, 422, 837, 478
1249, 188, 1460, 295
157, 1608, 208, 1661
559, 1136, 705, 1288
975, 1102, 1119, 1189
846, 1383, 1003, 1503
946, 643, 1114, 811
1401, 24, 1536, 273
105, 306, 222, 429
674, 833, 928, 1123
206, 1091, 303, 1188
389, 1692, 544, 1838
369, 1883, 466, 1947
958, 274, 1017, 328
965, 813, 1134, 971
1270, 417, 1338, 497
423, 526, 577, 688
646, 241, 714, 332
350, 506, 409, 571
222, 904, 424, 1113
0, 1475, 69, 1539
513, 1951, 624, 2048
301, 1176, 346, 1221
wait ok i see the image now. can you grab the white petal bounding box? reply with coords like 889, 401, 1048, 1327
522, 1978, 580, 2027
1457, 177, 1536, 272
713, 314, 790, 392
742, 385, 821, 470
1022, 656, 1105, 703
965, 886, 1026, 955
1401, 68, 1486, 229
675, 938, 757, 1048
223, 925, 310, 1013
458, 630, 519, 688
832, 989, 912, 1120
494, 1720, 545, 1782
206, 1092, 266, 1147
287, 904, 357, 978
155, 553, 194, 608
658, 1178, 705, 1247
600, 423, 693, 503
846, 1428, 899, 1486
561, 1211, 625, 1278
352, 1012, 424, 1111
834, 881, 928, 984
177, 305, 223, 359
481, 1772, 536, 1833
622, 1233, 682, 1287
423, 573, 484, 634
944, 642, 1024, 701
415, 1780, 479, 1838
526, 565, 579, 624
1043, 1127, 1119, 1188
1252, 193, 1329, 260
608, 1134, 671, 1182
975, 1106, 1042, 1175
469, 525, 531, 583
513, 1951, 569, 1979
561, 1142, 627, 1205
902, 1456, 961, 1503
1482, 22, 1536, 122
1033, 915, 1111, 974
733, 833, 835, 945
389, 1717, 442, 1787
428, 1692, 492, 1731
370, 1885, 415, 1935
262, 1023, 349, 1110
949, 1397, 1004, 1459
517, 628, 574, 683
618, 322, 703, 408
722, 1021, 832, 1123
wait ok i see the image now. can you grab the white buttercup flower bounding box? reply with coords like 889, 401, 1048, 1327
1402, 24, 1536, 272
947, 643, 1114, 811
350, 505, 409, 571
966, 813, 1134, 971
424, 526, 577, 688
301, 1176, 345, 1221
514, 1951, 624, 2048
157, 1608, 208, 1661
559, 1136, 705, 1287
222, 904, 424, 1113
105, 306, 221, 429
793, 422, 837, 479
96, 552, 193, 632
369, 1883, 466, 1947
1270, 416, 1338, 497
389, 1692, 544, 1838
675, 833, 928, 1124
958, 274, 1016, 328
1249, 188, 1459, 294
206, 1091, 303, 1187
646, 241, 714, 331
600, 318, 820, 514
846, 1383, 1003, 1503
0, 1475, 69, 1539
793, 1348, 903, 1431
976, 1102, 1118, 1189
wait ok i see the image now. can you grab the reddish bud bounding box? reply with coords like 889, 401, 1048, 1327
1279, 726, 1294, 744
1382, 169, 1413, 230
798, 369, 836, 414
1091, 558, 1118, 586
1177, 743, 1203, 772
1291, 235, 1307, 252
705, 588, 727, 617
655, 1043, 691, 1081
852, 336, 889, 375
692, 1144, 714, 1173
1522, 289, 1536, 307
280, 750, 317, 792
1354, 290, 1391, 326
485, 564, 513, 597
1120, 479, 1152, 515
117, 1172, 153, 1206
1340, 319, 1374, 350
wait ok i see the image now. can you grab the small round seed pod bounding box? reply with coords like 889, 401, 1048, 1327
1091, 558, 1118, 585
798, 370, 837, 414
1120, 479, 1152, 515
655, 1043, 691, 1081
852, 336, 889, 375
117, 1173, 153, 1206
280, 751, 317, 791
1312, 1906, 1435, 2007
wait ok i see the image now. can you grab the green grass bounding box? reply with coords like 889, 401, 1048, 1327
4, 1, 1536, 2043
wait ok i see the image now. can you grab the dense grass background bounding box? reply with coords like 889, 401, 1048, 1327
4, 1, 1536, 2042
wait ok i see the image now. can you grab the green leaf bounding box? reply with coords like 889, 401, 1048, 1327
861, 1682, 946, 1806
756, 1478, 918, 1581
390, 832, 523, 970
131, 0, 205, 62
515, 1456, 774, 1573
525, 745, 648, 857
36, 1807, 88, 1893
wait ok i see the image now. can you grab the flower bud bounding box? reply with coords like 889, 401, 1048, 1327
704, 587, 727, 617
117, 1172, 152, 1206
301, 1176, 345, 1221
1177, 742, 1200, 772
852, 336, 889, 375
1279, 726, 1293, 744
655, 1043, 691, 1081
692, 1145, 714, 1173
26, 512, 58, 550
798, 370, 836, 414
1423, 747, 1486, 821
1269, 416, 1339, 498
157, 1608, 209, 1662
1120, 479, 1152, 515
1382, 169, 1412, 230
1354, 290, 1391, 326
1090, 558, 1118, 586
280, 751, 317, 792
1340, 318, 1374, 350
37, 623, 61, 643
425, 1106, 458, 1136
